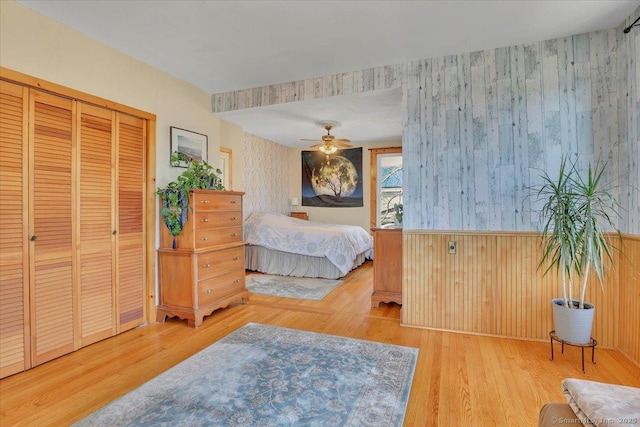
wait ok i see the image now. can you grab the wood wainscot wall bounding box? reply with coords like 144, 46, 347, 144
618, 234, 640, 365
402, 231, 640, 365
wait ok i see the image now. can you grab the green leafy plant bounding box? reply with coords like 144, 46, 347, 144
157, 152, 224, 238
394, 203, 403, 225
534, 156, 622, 309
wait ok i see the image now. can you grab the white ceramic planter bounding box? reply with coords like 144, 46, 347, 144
552, 298, 595, 344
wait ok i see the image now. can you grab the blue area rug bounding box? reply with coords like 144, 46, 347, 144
245, 274, 343, 300
75, 323, 418, 427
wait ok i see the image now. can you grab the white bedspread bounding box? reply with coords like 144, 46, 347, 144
244, 212, 373, 275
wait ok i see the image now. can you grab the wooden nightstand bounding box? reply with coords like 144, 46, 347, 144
290, 211, 309, 220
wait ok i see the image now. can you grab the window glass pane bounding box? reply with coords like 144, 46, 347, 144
377, 154, 402, 228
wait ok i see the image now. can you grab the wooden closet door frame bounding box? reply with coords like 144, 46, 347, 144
1, 67, 157, 326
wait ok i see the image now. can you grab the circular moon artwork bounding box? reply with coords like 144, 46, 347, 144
310, 156, 359, 197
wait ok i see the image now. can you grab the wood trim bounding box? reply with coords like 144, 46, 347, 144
220, 147, 232, 190
369, 147, 402, 230
0, 67, 156, 121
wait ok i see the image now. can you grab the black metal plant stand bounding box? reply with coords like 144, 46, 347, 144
549, 330, 597, 373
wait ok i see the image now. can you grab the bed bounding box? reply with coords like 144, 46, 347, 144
244, 212, 373, 279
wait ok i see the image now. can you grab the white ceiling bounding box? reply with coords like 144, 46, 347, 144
17, 0, 639, 147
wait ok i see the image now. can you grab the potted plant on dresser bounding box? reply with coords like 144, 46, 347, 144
535, 156, 622, 344
157, 152, 224, 247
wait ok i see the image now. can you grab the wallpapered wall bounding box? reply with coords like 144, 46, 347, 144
617, 10, 640, 235
402, 27, 631, 231
213, 7, 639, 235
242, 132, 290, 219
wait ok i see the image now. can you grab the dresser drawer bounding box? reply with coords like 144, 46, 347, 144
197, 246, 245, 280
194, 211, 242, 229
193, 192, 242, 211
198, 269, 245, 307
195, 226, 243, 249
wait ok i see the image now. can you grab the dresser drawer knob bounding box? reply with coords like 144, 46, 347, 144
200, 200, 210, 204
230, 200, 238, 204
200, 218, 209, 222
201, 237, 209, 241
234, 279, 241, 284
231, 217, 238, 221
204, 289, 213, 294
233, 256, 240, 261
202, 263, 212, 268
231, 233, 238, 237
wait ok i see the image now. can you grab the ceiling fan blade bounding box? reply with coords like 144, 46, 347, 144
309, 142, 324, 148
334, 141, 353, 148
334, 138, 351, 143
301, 138, 322, 142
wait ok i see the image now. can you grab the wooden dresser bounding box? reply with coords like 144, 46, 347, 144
290, 211, 309, 220
371, 228, 403, 307
157, 190, 248, 327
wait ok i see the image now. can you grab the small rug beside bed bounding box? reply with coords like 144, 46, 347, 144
245, 273, 343, 300
74, 323, 417, 427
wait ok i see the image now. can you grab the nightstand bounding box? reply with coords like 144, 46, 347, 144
290, 211, 309, 220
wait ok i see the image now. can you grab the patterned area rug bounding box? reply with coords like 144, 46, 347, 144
245, 274, 343, 300
75, 323, 417, 427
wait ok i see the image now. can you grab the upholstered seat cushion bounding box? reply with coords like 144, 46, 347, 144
538, 402, 580, 427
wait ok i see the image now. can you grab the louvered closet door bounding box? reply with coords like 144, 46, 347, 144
0, 81, 30, 378
29, 90, 75, 366
77, 103, 115, 346
116, 113, 145, 332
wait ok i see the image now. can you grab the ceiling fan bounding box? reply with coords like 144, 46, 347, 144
301, 122, 352, 154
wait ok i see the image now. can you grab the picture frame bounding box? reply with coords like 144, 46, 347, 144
219, 147, 232, 190
170, 126, 208, 167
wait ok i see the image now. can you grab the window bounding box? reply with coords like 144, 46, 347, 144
370, 147, 402, 229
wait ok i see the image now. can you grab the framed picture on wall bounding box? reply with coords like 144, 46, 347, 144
170, 126, 208, 167
219, 147, 232, 190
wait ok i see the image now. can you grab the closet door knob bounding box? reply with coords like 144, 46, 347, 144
30, 235, 37, 241
112, 230, 117, 235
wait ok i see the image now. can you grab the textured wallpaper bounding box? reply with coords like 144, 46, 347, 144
242, 132, 290, 219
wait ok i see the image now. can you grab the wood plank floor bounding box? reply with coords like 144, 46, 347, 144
1, 261, 639, 426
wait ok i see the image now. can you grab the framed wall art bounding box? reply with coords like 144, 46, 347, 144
170, 126, 208, 167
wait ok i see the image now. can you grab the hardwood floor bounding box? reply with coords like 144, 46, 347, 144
1, 261, 639, 426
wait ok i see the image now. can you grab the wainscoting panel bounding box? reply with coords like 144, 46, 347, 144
402, 231, 628, 350
618, 235, 640, 365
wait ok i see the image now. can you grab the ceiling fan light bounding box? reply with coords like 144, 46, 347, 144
319, 144, 338, 154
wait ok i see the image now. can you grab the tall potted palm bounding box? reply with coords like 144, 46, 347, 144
535, 156, 621, 344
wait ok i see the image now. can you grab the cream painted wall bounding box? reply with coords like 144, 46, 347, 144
288, 140, 402, 230
0, 0, 244, 192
